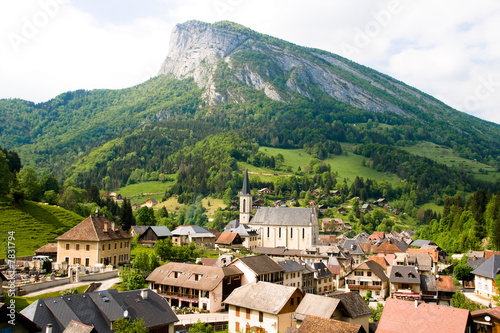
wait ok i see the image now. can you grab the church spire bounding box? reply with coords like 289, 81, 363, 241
241, 167, 250, 195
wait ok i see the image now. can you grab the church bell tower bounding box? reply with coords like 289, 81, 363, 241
240, 168, 252, 224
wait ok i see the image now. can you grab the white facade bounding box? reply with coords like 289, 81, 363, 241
255, 224, 317, 250
283, 271, 303, 289
475, 275, 495, 298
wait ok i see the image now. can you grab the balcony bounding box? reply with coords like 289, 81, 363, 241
348, 284, 381, 291
158, 291, 199, 301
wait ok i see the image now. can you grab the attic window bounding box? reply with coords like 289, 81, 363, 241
395, 271, 402, 278
408, 273, 415, 278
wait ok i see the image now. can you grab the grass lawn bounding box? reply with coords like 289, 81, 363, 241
0, 200, 83, 258
258, 145, 401, 186
419, 202, 444, 215
112, 178, 176, 206
7, 284, 90, 312
402, 141, 499, 182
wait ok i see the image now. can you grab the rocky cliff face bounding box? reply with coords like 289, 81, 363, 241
157, 21, 443, 116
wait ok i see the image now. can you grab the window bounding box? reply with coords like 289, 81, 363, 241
279, 228, 281, 238
65, 243, 70, 251
235, 322, 240, 331
108, 244, 111, 250
267, 227, 270, 238
373, 281, 381, 286
124, 254, 128, 261
75, 244, 80, 251
290, 228, 293, 238
375, 291, 380, 296
246, 308, 250, 319
120, 242, 123, 248
302, 228, 305, 239
73, 258, 80, 265
259, 311, 263, 322
64, 257, 69, 263
119, 255, 123, 262
235, 306, 240, 317
102, 244, 105, 251
291, 298, 294, 306
367, 271, 372, 277
125, 241, 129, 248
355, 271, 363, 276
114, 243, 117, 250
85, 258, 90, 266
85, 244, 90, 251
297, 296, 301, 304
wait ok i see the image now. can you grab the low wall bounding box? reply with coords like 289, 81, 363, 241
17, 277, 71, 294
79, 270, 118, 281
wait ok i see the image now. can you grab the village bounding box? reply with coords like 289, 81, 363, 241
2, 169, 498, 333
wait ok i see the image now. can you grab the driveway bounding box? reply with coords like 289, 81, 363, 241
464, 291, 494, 307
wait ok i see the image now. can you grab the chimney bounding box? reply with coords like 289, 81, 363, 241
111, 222, 116, 231
46, 324, 53, 333
141, 289, 148, 299
103, 222, 108, 233
414, 300, 418, 308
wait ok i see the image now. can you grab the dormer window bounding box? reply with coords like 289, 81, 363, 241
395, 271, 402, 278
408, 273, 415, 279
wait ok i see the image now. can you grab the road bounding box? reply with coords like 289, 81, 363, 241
21, 277, 120, 297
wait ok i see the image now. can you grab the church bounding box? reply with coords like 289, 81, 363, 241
237, 168, 319, 251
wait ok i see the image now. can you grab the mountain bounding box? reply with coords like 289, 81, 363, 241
0, 20, 499, 194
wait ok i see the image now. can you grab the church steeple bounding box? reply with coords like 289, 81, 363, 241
240, 167, 252, 224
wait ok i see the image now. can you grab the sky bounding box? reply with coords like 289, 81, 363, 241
0, 0, 499, 124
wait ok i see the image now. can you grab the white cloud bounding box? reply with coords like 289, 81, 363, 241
0, 0, 498, 124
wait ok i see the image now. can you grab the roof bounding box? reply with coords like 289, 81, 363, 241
389, 265, 420, 284
293, 294, 340, 321
21, 289, 178, 333
377, 298, 471, 333
436, 275, 456, 293
471, 254, 500, 279
34, 243, 58, 254
278, 260, 306, 273
216, 232, 240, 245
171, 225, 216, 238
410, 239, 436, 248
466, 256, 486, 269
55, 216, 132, 241
147, 226, 172, 237
406, 248, 439, 263
375, 239, 408, 254
328, 292, 372, 318
353, 260, 388, 281
313, 261, 335, 279
485, 250, 500, 260
367, 256, 389, 270
250, 207, 317, 226
225, 222, 258, 237
0, 302, 41, 332
294, 315, 365, 333
130, 225, 150, 236
63, 320, 97, 333
369, 231, 386, 241
241, 167, 250, 195
200, 258, 217, 266
340, 239, 365, 255
224, 282, 301, 314
471, 307, 500, 322
235, 255, 285, 275
146, 262, 242, 291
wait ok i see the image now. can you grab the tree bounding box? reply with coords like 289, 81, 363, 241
189, 320, 214, 333
453, 263, 474, 286
120, 199, 136, 231
40, 174, 60, 193
370, 303, 384, 322
113, 318, 149, 333
119, 268, 146, 291
132, 252, 159, 278
154, 238, 173, 260
135, 207, 156, 225
18, 166, 42, 201
0, 151, 13, 195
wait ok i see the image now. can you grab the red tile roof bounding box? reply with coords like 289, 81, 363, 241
377, 298, 471, 333
34, 243, 58, 254
55, 216, 132, 241
296, 315, 364, 333
437, 275, 456, 293
367, 256, 389, 270
407, 248, 439, 263
215, 232, 240, 245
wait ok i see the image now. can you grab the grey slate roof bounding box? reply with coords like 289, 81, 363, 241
250, 207, 317, 226
241, 167, 250, 195
224, 282, 300, 314
314, 261, 334, 279
340, 239, 365, 255
236, 255, 285, 275
471, 254, 500, 279
225, 221, 258, 237
171, 225, 215, 238
410, 239, 435, 248
278, 260, 306, 273
467, 256, 486, 270
130, 225, 149, 236
329, 292, 372, 318
389, 265, 420, 284
21, 289, 178, 333
293, 293, 341, 321
148, 226, 172, 237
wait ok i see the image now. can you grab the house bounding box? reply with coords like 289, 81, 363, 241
224, 220, 259, 250
131, 203, 141, 211
227, 255, 284, 285
389, 265, 421, 300
224, 282, 304, 333
287, 315, 365, 333
345, 260, 389, 300
55, 213, 131, 267
314, 261, 335, 295
410, 239, 437, 248
171, 225, 216, 249
471, 254, 500, 298
301, 263, 316, 294
253, 199, 265, 208
377, 298, 477, 333
373, 238, 408, 255
328, 292, 372, 333
292, 293, 369, 332
331, 190, 340, 196
21, 289, 178, 333
113, 194, 123, 202
407, 248, 440, 274
368, 231, 386, 243
318, 204, 328, 213
377, 198, 388, 205
338, 207, 347, 214
279, 260, 305, 289
340, 239, 365, 265
393, 252, 433, 275
144, 198, 157, 207
360, 204, 372, 212
34, 243, 58, 261
321, 218, 343, 233
273, 200, 287, 207
215, 232, 244, 251
259, 188, 273, 194
420, 274, 456, 306
1, 302, 41, 332
138, 226, 172, 245
129, 225, 149, 237
471, 307, 500, 333
248, 207, 319, 251
147, 262, 243, 313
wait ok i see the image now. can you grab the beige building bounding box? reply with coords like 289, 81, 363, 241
55, 214, 131, 267
224, 282, 303, 333
171, 225, 216, 248
345, 260, 389, 299
146, 262, 243, 313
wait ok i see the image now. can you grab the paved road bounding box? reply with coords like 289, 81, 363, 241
176, 312, 229, 325
464, 291, 494, 307
21, 277, 120, 297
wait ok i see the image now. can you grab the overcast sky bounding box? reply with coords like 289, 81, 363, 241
1, 0, 499, 124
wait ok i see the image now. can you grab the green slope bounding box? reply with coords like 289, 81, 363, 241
0, 201, 84, 258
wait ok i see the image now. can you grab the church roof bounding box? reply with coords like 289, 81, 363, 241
250, 207, 317, 226
241, 167, 250, 195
